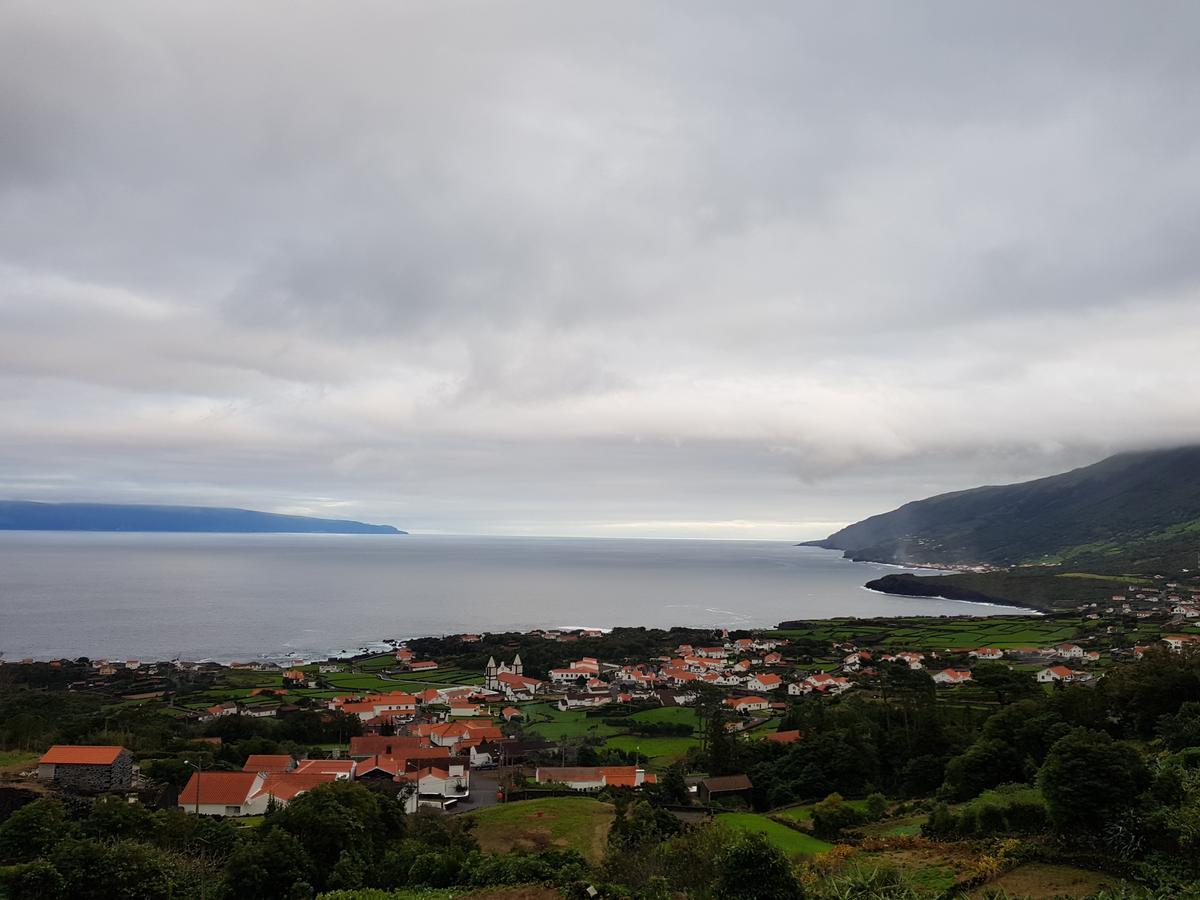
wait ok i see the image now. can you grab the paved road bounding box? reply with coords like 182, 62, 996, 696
445, 769, 503, 814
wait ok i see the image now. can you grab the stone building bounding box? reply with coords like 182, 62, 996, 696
38, 745, 133, 792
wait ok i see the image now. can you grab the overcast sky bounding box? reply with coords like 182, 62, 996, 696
2, 1, 1199, 539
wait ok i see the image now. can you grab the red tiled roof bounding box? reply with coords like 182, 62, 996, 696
766, 730, 801, 744
179, 771, 260, 806
294, 759, 355, 776
256, 772, 336, 801
349, 736, 427, 757
40, 745, 125, 766
242, 754, 294, 773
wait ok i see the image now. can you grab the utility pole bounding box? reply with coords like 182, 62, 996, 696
184, 757, 205, 816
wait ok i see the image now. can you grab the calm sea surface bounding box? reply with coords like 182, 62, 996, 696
0, 533, 1020, 662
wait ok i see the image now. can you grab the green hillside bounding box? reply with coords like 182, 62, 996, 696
817, 445, 1200, 572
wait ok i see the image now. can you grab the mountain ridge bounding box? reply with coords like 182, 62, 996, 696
0, 501, 404, 535
816, 445, 1200, 572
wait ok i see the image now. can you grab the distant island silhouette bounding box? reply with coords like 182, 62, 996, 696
0, 501, 404, 535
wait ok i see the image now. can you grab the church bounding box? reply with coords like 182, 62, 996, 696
484, 655, 523, 691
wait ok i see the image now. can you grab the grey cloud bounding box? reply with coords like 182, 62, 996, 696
1, 1, 1199, 537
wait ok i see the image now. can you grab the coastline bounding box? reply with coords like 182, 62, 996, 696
860, 572, 1045, 613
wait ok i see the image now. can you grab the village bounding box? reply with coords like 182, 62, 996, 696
8, 572, 1200, 824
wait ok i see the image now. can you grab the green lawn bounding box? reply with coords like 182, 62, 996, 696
717, 813, 832, 856
468, 797, 615, 862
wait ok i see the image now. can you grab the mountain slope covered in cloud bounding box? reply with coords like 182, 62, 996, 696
817, 446, 1200, 571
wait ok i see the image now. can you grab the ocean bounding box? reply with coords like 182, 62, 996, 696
0, 532, 1021, 662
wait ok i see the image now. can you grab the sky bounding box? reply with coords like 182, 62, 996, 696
2, 1, 1199, 539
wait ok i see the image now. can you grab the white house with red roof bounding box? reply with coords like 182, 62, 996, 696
968, 648, 1003, 660
548, 657, 602, 683
747, 673, 782, 692
793, 672, 852, 695
723, 695, 769, 713
535, 766, 654, 791
1036, 665, 1086, 683
1052, 643, 1085, 659
932, 668, 973, 685
1164, 635, 1200, 651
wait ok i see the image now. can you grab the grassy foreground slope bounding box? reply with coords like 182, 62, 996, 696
467, 798, 615, 862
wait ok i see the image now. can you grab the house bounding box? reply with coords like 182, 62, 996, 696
178, 771, 264, 816
696, 774, 753, 805
283, 669, 307, 686
1164, 635, 1200, 651
318, 663, 344, 674
501, 706, 524, 722
794, 673, 852, 695
201, 701, 237, 721
548, 657, 601, 683
765, 730, 801, 745
397, 762, 470, 800
762, 652, 783, 665
348, 735, 428, 759
723, 695, 769, 713
293, 759, 356, 780
242, 754, 295, 774
1053, 643, 1085, 659
932, 669, 973, 685
535, 766, 654, 791
38, 745, 133, 792
747, 673, 782, 692
178, 771, 337, 816
406, 660, 439, 672
1037, 665, 1078, 683
333, 691, 417, 721
968, 648, 1003, 661
448, 702, 482, 717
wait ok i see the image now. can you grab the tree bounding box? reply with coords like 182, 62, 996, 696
0, 798, 76, 863
657, 763, 690, 805
269, 781, 404, 880
940, 739, 1024, 802
972, 662, 1037, 706
1157, 701, 1200, 750
1038, 728, 1150, 832
221, 827, 315, 900
715, 832, 803, 899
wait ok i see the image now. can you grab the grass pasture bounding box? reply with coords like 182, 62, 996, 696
716, 813, 832, 856
468, 797, 615, 862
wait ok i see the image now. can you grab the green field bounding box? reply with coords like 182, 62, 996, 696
775, 798, 868, 823
767, 616, 1082, 651
717, 813, 832, 856
605, 734, 698, 766
468, 797, 615, 862
0, 750, 39, 770
628, 707, 699, 728
523, 704, 618, 740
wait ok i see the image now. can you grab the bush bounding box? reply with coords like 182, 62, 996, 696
811, 793, 866, 839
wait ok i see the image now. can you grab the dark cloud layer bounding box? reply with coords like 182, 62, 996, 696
2, 1, 1199, 537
